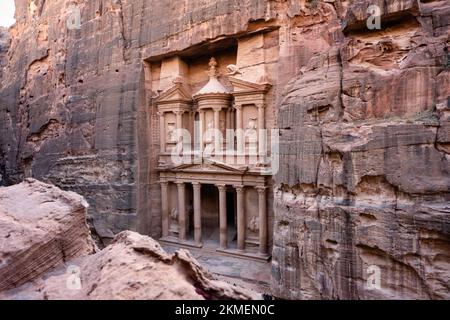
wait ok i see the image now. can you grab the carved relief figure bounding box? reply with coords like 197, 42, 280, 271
170, 207, 178, 220
167, 123, 176, 143
219, 118, 226, 133
226, 64, 242, 76
244, 118, 258, 151
249, 216, 260, 233
203, 121, 215, 154
208, 57, 218, 77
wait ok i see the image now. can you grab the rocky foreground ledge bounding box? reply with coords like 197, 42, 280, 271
0, 179, 96, 292
0, 180, 259, 300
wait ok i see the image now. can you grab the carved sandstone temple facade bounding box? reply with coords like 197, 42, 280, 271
148, 33, 279, 260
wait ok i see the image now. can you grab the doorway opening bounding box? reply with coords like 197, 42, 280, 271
226, 187, 237, 249
200, 184, 219, 248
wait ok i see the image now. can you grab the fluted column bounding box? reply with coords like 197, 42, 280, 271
256, 186, 268, 255
176, 182, 186, 241
217, 184, 227, 249
192, 182, 202, 245
234, 104, 243, 154
160, 181, 169, 237
158, 111, 166, 153
235, 185, 245, 251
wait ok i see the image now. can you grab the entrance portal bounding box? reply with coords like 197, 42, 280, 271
199, 184, 219, 248
188, 185, 239, 250
226, 188, 237, 248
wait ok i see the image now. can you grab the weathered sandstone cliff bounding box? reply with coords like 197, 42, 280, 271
272, 0, 450, 299
0, 0, 449, 299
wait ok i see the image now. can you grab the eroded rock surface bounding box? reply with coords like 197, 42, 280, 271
273, 0, 450, 300
0, 179, 96, 292
0, 0, 449, 300
0, 231, 260, 300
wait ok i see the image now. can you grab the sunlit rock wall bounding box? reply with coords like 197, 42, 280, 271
0, 0, 448, 299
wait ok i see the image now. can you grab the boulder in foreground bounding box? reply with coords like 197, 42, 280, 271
1, 231, 260, 300
0, 179, 96, 292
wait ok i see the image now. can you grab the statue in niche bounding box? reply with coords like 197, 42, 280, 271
167, 123, 176, 143
203, 121, 215, 154
249, 216, 259, 233
244, 118, 258, 150
219, 118, 226, 133
170, 208, 178, 220
169, 207, 179, 234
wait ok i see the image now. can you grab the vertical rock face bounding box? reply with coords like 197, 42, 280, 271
0, 0, 269, 243
0, 0, 449, 299
273, 0, 450, 299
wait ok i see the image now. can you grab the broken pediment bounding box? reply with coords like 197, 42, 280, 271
156, 83, 193, 104
229, 77, 271, 94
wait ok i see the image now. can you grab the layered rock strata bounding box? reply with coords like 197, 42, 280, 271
0, 179, 96, 291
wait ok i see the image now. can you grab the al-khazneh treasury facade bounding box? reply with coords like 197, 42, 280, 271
150, 32, 279, 260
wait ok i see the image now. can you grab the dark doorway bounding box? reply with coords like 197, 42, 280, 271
226, 188, 237, 246
200, 184, 220, 247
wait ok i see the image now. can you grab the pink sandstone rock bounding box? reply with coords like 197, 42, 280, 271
0, 231, 260, 300
0, 178, 96, 292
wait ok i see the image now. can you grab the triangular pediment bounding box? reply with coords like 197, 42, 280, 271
156, 83, 192, 103
229, 77, 271, 93
171, 160, 248, 174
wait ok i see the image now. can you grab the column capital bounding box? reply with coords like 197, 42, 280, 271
157, 111, 165, 117
212, 107, 223, 112
192, 182, 201, 189
174, 110, 185, 116
234, 185, 245, 192
216, 184, 227, 192
256, 103, 266, 109
175, 181, 185, 186
159, 181, 169, 187
233, 104, 243, 111
256, 186, 267, 194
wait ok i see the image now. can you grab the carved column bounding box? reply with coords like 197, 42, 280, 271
257, 104, 266, 158
217, 184, 227, 249
192, 182, 202, 245
158, 111, 166, 153
175, 110, 184, 130
189, 111, 195, 150
256, 186, 268, 255
199, 110, 205, 154
225, 107, 231, 133
172, 110, 184, 155
213, 107, 221, 153
176, 182, 186, 241
235, 185, 245, 251
225, 108, 231, 150
234, 104, 243, 154
160, 181, 169, 237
